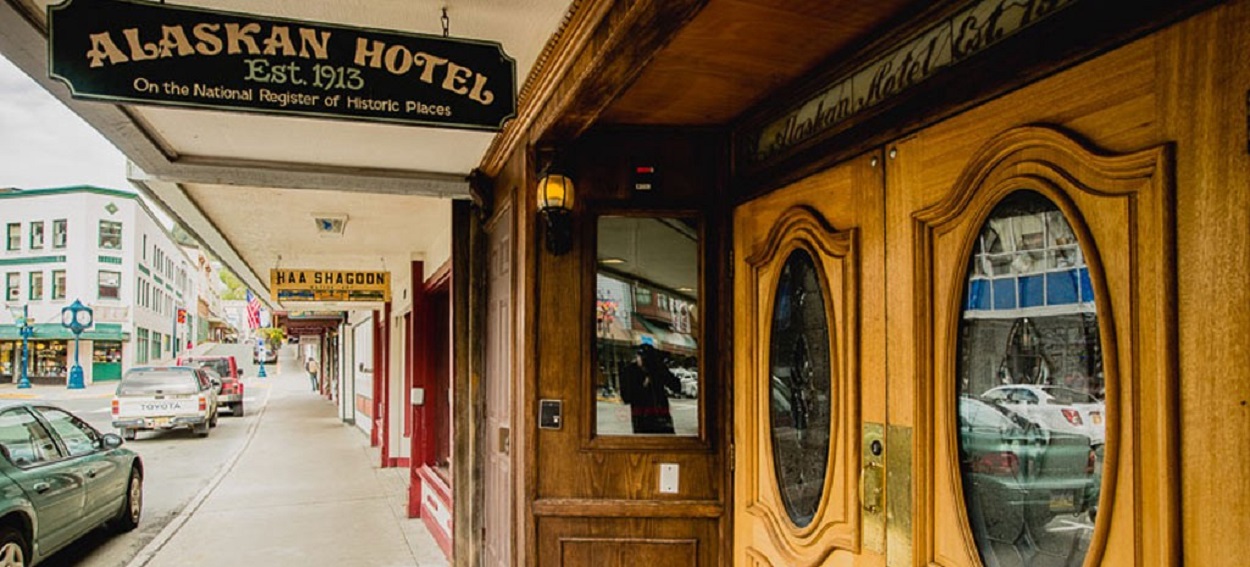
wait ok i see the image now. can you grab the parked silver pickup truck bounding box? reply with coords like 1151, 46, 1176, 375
112, 366, 219, 440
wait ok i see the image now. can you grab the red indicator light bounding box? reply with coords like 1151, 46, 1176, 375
635, 166, 655, 174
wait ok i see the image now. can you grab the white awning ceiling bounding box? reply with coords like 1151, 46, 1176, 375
0, 0, 574, 310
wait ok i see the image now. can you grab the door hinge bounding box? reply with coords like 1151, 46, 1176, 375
729, 441, 735, 472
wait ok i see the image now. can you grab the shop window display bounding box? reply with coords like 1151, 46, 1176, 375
31, 341, 67, 379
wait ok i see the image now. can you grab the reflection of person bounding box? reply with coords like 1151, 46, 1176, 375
305, 358, 320, 392
618, 344, 681, 434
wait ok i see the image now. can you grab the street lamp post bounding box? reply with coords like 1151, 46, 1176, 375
11, 306, 32, 389
60, 300, 93, 390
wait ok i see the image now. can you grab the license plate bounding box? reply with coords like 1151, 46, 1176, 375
1091, 413, 1102, 424
146, 417, 171, 428
1049, 491, 1077, 512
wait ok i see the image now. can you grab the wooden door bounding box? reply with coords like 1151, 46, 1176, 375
484, 204, 514, 567
889, 124, 1175, 567
734, 117, 1176, 567
733, 152, 889, 567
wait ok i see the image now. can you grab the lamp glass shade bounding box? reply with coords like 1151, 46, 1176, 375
537, 173, 574, 211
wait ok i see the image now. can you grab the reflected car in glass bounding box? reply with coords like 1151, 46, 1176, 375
671, 367, 698, 399
958, 396, 1098, 539
111, 367, 220, 440
981, 384, 1105, 446
0, 401, 143, 566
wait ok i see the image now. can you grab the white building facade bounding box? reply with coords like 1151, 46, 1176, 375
0, 186, 194, 384
184, 246, 231, 344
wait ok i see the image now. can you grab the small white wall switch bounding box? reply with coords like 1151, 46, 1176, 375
411, 388, 425, 405
658, 463, 679, 494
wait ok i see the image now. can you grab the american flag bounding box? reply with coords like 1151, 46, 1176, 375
246, 290, 261, 329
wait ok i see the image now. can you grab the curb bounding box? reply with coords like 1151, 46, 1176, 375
123, 381, 274, 567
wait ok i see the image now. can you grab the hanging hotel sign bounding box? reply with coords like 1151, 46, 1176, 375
47, 0, 516, 131
270, 269, 391, 303
743, 0, 1076, 164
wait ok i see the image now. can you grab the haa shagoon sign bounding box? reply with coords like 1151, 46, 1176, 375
48, 0, 516, 130
270, 270, 391, 303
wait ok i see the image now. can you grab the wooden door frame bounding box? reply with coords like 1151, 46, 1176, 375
409, 257, 456, 559
376, 302, 391, 466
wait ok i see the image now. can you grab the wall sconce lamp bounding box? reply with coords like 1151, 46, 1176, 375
537, 164, 575, 255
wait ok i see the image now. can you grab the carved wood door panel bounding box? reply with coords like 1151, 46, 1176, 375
733, 154, 889, 567
733, 124, 1176, 567
890, 126, 1176, 567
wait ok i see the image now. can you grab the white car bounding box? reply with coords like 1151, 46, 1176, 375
980, 384, 1105, 446
112, 366, 220, 440
670, 367, 698, 399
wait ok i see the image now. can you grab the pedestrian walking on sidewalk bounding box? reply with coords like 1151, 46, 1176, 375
305, 358, 320, 392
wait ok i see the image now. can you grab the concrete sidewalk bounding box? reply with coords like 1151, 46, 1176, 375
0, 379, 117, 401
128, 348, 449, 567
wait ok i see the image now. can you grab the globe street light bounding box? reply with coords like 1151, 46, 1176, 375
60, 299, 93, 390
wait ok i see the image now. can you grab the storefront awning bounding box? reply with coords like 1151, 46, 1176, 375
0, 323, 128, 341
596, 314, 697, 354
636, 318, 697, 353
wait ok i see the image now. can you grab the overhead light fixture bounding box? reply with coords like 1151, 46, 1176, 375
676, 287, 695, 293
313, 214, 349, 237
599, 257, 626, 265
536, 156, 574, 255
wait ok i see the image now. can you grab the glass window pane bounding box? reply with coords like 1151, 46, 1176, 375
29, 222, 43, 249
37, 407, 100, 458
52, 219, 67, 248
768, 249, 832, 528
5, 273, 18, 302
99, 221, 122, 250
120, 368, 199, 395
957, 191, 1105, 566
52, 270, 66, 300
29, 272, 42, 301
595, 216, 699, 437
0, 408, 63, 467
99, 270, 121, 299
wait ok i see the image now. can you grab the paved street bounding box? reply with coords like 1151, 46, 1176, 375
0, 343, 445, 566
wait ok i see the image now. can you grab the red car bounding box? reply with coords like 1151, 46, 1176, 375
176, 355, 245, 416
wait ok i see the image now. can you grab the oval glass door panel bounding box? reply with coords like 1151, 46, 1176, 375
769, 249, 832, 528
956, 191, 1105, 566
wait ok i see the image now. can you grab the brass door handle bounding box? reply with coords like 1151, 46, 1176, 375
859, 461, 884, 514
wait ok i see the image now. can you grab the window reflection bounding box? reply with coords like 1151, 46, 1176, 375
957, 191, 1105, 566
595, 216, 699, 437
769, 249, 831, 528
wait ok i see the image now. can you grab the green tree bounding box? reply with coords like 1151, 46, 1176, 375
219, 267, 247, 300
256, 327, 286, 349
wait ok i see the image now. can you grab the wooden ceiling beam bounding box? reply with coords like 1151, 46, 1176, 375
478, 0, 708, 176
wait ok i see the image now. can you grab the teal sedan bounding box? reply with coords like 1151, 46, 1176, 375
0, 401, 143, 566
